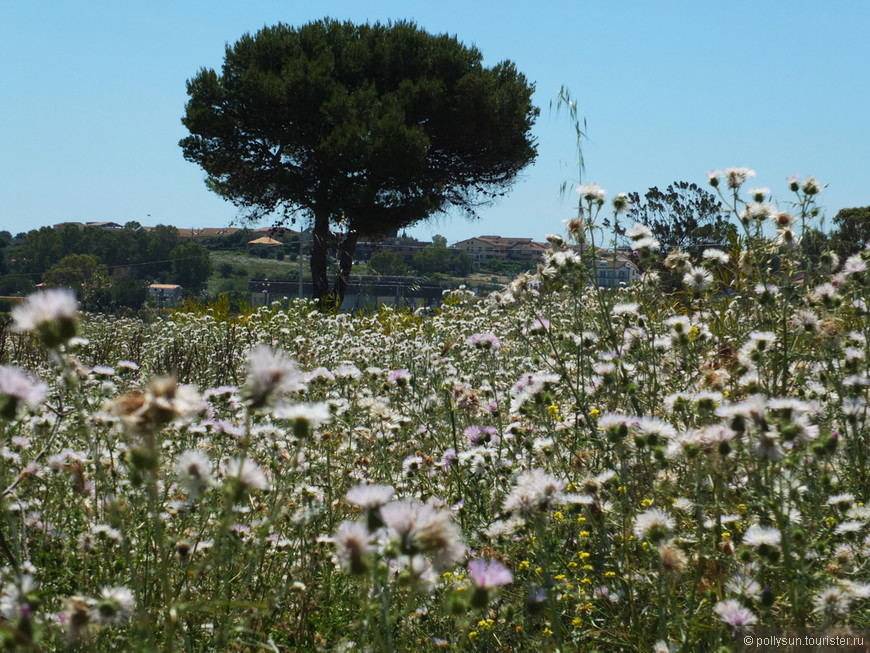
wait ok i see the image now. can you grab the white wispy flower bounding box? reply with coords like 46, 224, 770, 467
96, 586, 135, 625
12, 289, 78, 335
346, 484, 395, 509
702, 249, 730, 264
812, 586, 852, 620
726, 575, 762, 600
223, 457, 270, 492
742, 525, 781, 549
827, 493, 855, 507
243, 345, 305, 408
683, 266, 713, 291
626, 223, 653, 241
724, 166, 756, 189
503, 469, 566, 518
633, 508, 675, 542
273, 402, 331, 433
334, 520, 371, 575
576, 182, 606, 201
612, 302, 639, 316
0, 575, 37, 621
741, 202, 776, 224
636, 417, 677, 441
380, 500, 465, 570
0, 366, 47, 418
174, 450, 214, 498
633, 236, 661, 252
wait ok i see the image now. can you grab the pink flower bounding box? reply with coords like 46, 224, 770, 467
468, 558, 513, 588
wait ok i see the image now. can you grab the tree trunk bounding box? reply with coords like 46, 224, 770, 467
310, 212, 330, 306
332, 230, 359, 309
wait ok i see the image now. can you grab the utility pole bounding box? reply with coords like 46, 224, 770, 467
298, 231, 305, 299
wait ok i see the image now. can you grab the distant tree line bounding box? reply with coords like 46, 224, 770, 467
0, 223, 212, 311
625, 181, 870, 285
366, 235, 475, 277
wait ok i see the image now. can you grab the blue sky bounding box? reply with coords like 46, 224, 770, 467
2, 1, 868, 244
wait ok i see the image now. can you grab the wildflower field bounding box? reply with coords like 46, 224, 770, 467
1, 171, 869, 652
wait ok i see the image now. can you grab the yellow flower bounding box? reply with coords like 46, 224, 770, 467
567, 561, 578, 570
737, 503, 747, 512
468, 631, 478, 641
543, 627, 554, 637
578, 552, 590, 560
826, 516, 836, 527
572, 617, 583, 628
721, 531, 731, 539
641, 542, 648, 550
548, 404, 560, 419
555, 574, 566, 581
641, 498, 652, 507
535, 567, 542, 575
577, 516, 586, 524
554, 511, 564, 522
589, 408, 600, 418
567, 482, 576, 491
579, 530, 590, 538
605, 571, 616, 578
581, 578, 591, 584
518, 560, 530, 571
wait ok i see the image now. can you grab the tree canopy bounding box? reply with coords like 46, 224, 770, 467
626, 182, 736, 255
180, 18, 538, 306
830, 206, 870, 258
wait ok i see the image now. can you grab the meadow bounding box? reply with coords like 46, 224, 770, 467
0, 169, 868, 652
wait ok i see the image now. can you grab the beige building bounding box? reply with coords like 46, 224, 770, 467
452, 235, 548, 265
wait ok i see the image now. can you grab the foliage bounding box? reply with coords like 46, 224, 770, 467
169, 242, 212, 291
367, 251, 409, 276
180, 18, 538, 305
479, 256, 537, 276
43, 253, 111, 291
830, 205, 870, 257
625, 181, 737, 255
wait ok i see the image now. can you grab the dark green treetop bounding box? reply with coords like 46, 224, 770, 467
625, 182, 737, 255
180, 18, 538, 306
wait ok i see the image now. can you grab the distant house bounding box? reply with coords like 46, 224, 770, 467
177, 227, 242, 241
148, 284, 182, 303
452, 235, 548, 265
504, 239, 549, 261
248, 236, 282, 248
593, 257, 640, 288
